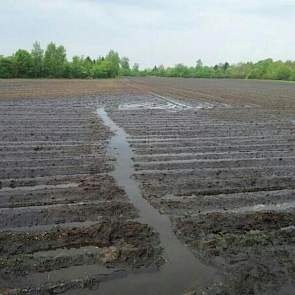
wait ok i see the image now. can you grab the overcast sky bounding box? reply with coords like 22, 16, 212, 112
0, 0, 294, 68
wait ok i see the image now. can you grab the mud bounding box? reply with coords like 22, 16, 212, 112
173, 211, 295, 294
109, 78, 295, 294
0, 88, 162, 294
96, 108, 219, 295
1, 78, 295, 294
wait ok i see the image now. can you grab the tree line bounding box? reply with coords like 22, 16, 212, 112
0, 42, 134, 79
142, 59, 295, 81
1, 42, 295, 81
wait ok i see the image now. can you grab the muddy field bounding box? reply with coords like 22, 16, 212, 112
1, 77, 295, 294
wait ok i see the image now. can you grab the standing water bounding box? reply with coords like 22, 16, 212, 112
97, 107, 219, 295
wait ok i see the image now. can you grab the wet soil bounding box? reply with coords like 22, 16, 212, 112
96, 108, 218, 295
1, 78, 295, 294
109, 78, 295, 294
0, 91, 162, 294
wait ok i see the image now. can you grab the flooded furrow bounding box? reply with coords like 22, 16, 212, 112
96, 107, 219, 295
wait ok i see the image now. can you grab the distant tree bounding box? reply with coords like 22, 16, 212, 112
272, 61, 292, 80
70, 56, 86, 78
14, 49, 33, 78
85, 56, 94, 64
131, 63, 139, 75
92, 60, 113, 78
83, 57, 94, 77
1, 41, 295, 81
151, 65, 158, 75
0, 56, 15, 78
248, 58, 273, 79
105, 50, 120, 78
223, 62, 230, 72
44, 42, 67, 78
119, 57, 130, 76
225, 63, 253, 79
173, 64, 190, 77
158, 65, 165, 75
196, 59, 203, 68
31, 42, 44, 78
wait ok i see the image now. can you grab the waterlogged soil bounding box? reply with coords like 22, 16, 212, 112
0, 86, 163, 295
111, 78, 295, 294
174, 211, 295, 295
1, 78, 295, 294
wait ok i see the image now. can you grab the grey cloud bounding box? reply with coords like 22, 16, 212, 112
0, 0, 294, 68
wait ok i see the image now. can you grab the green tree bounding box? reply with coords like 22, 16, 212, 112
0, 56, 15, 78
83, 57, 94, 77
119, 57, 130, 76
1, 41, 295, 81
226, 62, 253, 79
223, 62, 230, 72
132, 63, 139, 75
272, 61, 292, 80
44, 42, 67, 78
248, 59, 273, 79
196, 59, 203, 69
14, 49, 33, 78
31, 42, 44, 78
70, 56, 86, 78
104, 50, 120, 78
92, 60, 113, 78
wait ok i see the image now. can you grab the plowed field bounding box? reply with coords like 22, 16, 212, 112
1, 77, 295, 295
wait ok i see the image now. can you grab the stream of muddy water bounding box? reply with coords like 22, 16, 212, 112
96, 107, 219, 295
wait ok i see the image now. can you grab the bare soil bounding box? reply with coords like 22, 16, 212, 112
0, 84, 162, 295
1, 77, 295, 294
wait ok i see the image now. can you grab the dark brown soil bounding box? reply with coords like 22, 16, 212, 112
0, 85, 162, 294
1, 78, 295, 294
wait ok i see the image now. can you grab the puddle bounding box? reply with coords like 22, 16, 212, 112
149, 91, 214, 109
233, 201, 295, 213
118, 101, 191, 111
119, 93, 214, 111
192, 201, 295, 216
96, 107, 219, 295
